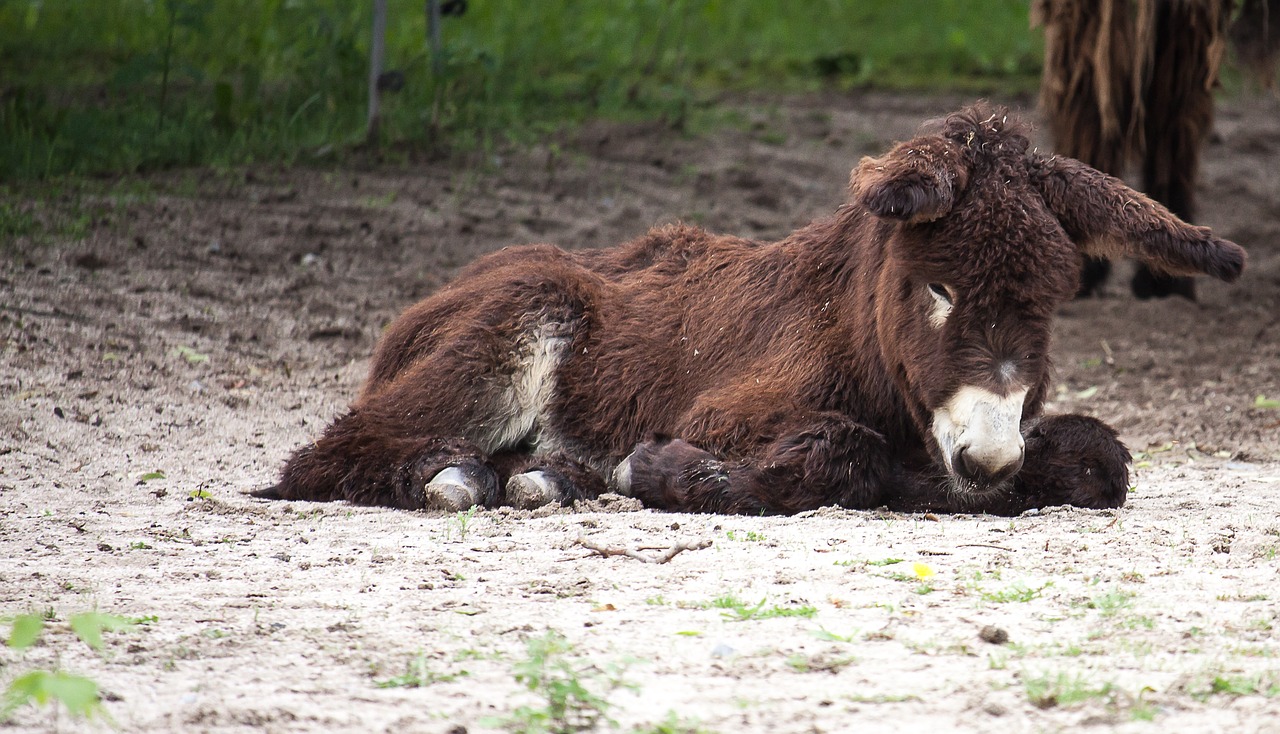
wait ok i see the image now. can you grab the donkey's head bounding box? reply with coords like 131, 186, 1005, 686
851, 103, 1244, 495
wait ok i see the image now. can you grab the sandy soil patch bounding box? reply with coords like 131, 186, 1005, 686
3, 91, 1279, 732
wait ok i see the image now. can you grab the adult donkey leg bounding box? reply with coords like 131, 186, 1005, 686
619, 413, 896, 515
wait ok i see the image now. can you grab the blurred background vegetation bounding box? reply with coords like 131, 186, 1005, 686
0, 0, 1042, 182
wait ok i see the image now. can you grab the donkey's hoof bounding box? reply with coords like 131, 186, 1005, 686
423, 467, 482, 511
610, 454, 634, 496
505, 471, 562, 509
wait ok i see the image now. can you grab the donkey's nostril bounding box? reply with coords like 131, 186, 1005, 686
954, 447, 982, 483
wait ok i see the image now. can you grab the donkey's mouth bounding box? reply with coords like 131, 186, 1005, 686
947, 474, 1014, 500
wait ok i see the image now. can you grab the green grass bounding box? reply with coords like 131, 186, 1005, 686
374, 650, 468, 688
485, 630, 635, 734
709, 594, 817, 622
2, 0, 1042, 182
1022, 671, 1117, 709
981, 582, 1053, 604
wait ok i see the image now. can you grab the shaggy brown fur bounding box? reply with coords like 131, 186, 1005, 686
1036, 0, 1236, 299
258, 103, 1244, 516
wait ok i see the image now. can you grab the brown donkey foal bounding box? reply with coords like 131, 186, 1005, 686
260, 103, 1244, 516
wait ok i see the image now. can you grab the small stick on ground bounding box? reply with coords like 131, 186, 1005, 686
957, 543, 1016, 552
576, 536, 712, 564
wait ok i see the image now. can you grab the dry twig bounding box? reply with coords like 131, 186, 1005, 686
575, 536, 712, 564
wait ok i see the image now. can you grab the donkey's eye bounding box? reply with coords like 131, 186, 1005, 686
927, 283, 953, 305
926, 283, 953, 328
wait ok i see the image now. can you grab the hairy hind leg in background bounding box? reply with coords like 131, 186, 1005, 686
1131, 0, 1218, 301
263, 260, 615, 511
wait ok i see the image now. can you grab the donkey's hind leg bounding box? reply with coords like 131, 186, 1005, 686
619, 414, 894, 515
502, 451, 610, 509
260, 409, 500, 511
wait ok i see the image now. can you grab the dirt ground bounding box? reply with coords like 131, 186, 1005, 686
3, 91, 1280, 733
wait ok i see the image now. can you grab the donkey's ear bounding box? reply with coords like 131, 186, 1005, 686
852, 138, 969, 224
1028, 153, 1245, 282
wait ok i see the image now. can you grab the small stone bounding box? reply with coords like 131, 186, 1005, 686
979, 625, 1009, 645
710, 643, 736, 658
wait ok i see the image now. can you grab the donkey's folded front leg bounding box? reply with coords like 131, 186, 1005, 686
947, 414, 1132, 516
620, 415, 894, 515
1015, 414, 1131, 510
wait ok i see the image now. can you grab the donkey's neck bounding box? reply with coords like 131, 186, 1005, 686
775, 207, 922, 449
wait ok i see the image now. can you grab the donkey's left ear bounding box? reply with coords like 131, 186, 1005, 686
1028, 153, 1245, 282
852, 138, 969, 224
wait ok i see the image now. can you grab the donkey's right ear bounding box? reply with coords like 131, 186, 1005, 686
852, 138, 969, 224
1028, 153, 1245, 282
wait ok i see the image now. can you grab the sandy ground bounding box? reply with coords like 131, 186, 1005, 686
2, 91, 1280, 733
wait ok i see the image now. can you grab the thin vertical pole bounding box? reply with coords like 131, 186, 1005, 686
368, 0, 388, 143
427, 0, 443, 77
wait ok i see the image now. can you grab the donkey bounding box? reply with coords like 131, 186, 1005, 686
257, 103, 1244, 516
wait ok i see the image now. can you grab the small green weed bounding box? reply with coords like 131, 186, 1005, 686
1199, 673, 1280, 699
981, 582, 1052, 604
810, 627, 859, 643
2, 610, 138, 723
449, 505, 480, 540
710, 594, 817, 621
376, 650, 468, 688
1022, 671, 1116, 709
487, 631, 635, 734
1083, 589, 1135, 617
632, 711, 712, 734
1122, 616, 1155, 630
170, 345, 209, 364
724, 530, 765, 542
785, 652, 857, 674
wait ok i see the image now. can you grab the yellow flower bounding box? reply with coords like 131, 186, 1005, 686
912, 562, 936, 579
